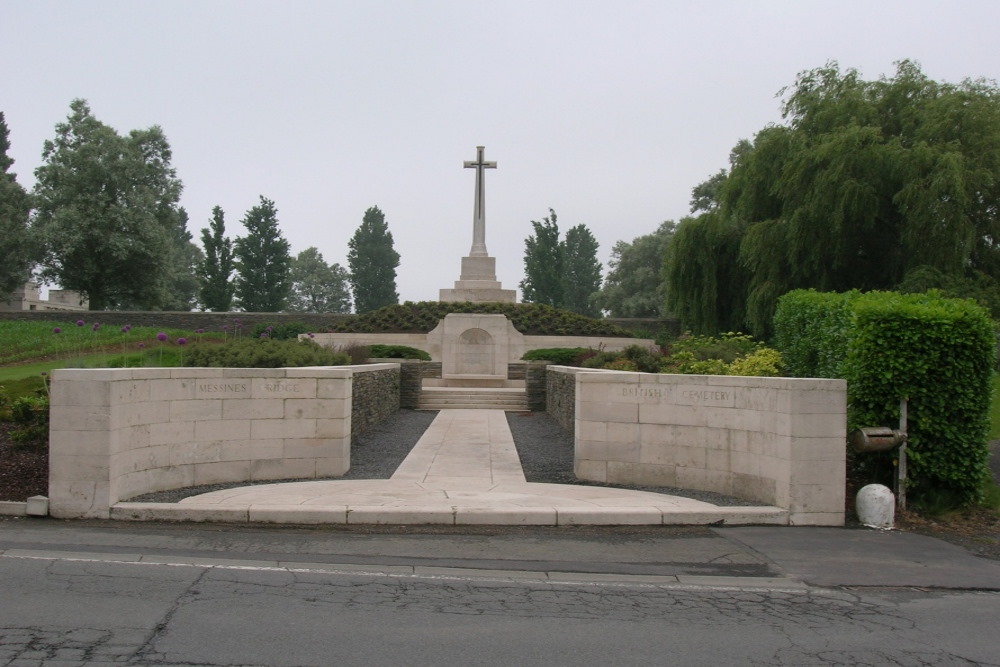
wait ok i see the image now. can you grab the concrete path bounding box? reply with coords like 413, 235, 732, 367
113, 409, 787, 526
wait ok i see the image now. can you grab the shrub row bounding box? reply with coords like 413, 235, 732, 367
328, 302, 635, 338
182, 339, 349, 368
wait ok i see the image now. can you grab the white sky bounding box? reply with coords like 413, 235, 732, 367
4, 1, 1000, 305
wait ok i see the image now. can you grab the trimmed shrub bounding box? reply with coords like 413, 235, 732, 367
367, 344, 431, 360
845, 291, 995, 506
728, 348, 783, 377
773, 289, 859, 378
326, 301, 635, 338
521, 347, 589, 365
182, 339, 349, 368
9, 394, 49, 447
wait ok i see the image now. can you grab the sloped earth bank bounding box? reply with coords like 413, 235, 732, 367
1, 411, 996, 561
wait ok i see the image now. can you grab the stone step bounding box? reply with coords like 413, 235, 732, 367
417, 389, 528, 411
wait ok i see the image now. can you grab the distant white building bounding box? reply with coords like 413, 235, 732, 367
0, 281, 89, 312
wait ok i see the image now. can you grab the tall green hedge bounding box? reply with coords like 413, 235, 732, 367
845, 291, 995, 505
773, 289, 859, 378
775, 289, 995, 505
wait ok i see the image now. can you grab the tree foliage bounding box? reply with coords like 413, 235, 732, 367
233, 196, 291, 312
595, 220, 674, 318
199, 206, 235, 311
347, 206, 399, 313
0, 112, 33, 301
287, 246, 351, 313
520, 209, 564, 307
561, 224, 602, 317
31, 99, 183, 310
152, 207, 202, 311
667, 60, 1000, 337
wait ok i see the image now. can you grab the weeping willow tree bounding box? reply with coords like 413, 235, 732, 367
664, 212, 745, 334
667, 60, 1000, 338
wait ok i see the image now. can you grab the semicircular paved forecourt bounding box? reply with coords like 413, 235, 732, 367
113, 410, 788, 526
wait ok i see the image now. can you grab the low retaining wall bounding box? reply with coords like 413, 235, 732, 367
560, 368, 847, 526
48, 364, 397, 519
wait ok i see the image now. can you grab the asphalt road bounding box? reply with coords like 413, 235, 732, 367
2, 519, 999, 666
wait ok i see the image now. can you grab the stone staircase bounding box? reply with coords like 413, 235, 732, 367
417, 386, 528, 411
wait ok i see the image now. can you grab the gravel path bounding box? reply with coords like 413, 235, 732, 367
130, 409, 753, 506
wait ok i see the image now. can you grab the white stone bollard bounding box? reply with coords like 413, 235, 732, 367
856, 484, 895, 529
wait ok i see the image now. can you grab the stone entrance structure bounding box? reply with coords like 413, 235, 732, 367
439, 146, 516, 303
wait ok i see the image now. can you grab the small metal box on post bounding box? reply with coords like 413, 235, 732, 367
848, 398, 909, 510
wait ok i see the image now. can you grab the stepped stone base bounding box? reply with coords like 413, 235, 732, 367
418, 386, 528, 411
439, 255, 516, 303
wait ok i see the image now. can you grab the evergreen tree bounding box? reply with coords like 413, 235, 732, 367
199, 206, 235, 311
32, 99, 182, 310
288, 246, 351, 313
347, 206, 399, 313
0, 112, 33, 301
519, 209, 564, 307
561, 224, 602, 317
233, 196, 291, 312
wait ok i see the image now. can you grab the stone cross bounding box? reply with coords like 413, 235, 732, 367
464, 145, 496, 257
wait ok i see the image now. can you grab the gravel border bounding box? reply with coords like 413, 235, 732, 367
129, 409, 755, 506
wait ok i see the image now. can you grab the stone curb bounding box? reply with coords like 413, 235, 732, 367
0, 548, 808, 591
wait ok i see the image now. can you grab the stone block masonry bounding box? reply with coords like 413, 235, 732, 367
48, 364, 398, 519
561, 368, 847, 526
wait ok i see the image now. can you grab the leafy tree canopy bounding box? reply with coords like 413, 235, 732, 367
233, 196, 291, 312
287, 246, 352, 313
561, 224, 602, 317
32, 99, 183, 310
595, 220, 674, 318
0, 111, 33, 301
347, 206, 399, 313
667, 60, 1000, 336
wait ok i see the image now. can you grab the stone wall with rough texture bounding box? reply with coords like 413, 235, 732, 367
525, 361, 550, 412
351, 366, 400, 436
546, 366, 579, 431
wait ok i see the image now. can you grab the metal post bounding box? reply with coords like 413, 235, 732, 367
898, 398, 908, 511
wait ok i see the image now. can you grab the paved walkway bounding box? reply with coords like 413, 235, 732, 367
114, 410, 787, 526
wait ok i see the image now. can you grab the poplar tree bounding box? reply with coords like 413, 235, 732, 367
561, 224, 602, 317
347, 206, 399, 313
0, 112, 32, 301
519, 209, 563, 307
199, 206, 235, 311
233, 197, 291, 312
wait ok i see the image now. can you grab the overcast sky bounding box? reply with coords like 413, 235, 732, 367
5, 1, 1000, 305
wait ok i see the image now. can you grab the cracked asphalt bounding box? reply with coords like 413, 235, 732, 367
1, 520, 999, 665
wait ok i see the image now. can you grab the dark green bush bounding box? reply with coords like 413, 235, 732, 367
9, 394, 49, 446
367, 344, 431, 360
182, 339, 349, 368
327, 301, 635, 338
521, 348, 589, 364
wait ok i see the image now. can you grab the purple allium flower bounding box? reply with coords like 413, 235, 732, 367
260, 333, 267, 339
307, 332, 314, 338
177, 337, 187, 345
222, 325, 229, 331
138, 342, 146, 349
92, 323, 100, 331
52, 327, 61, 334
120, 326, 128, 333
76, 320, 85, 327
266, 326, 273, 332
195, 328, 204, 334
156, 332, 168, 342
124, 324, 132, 332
